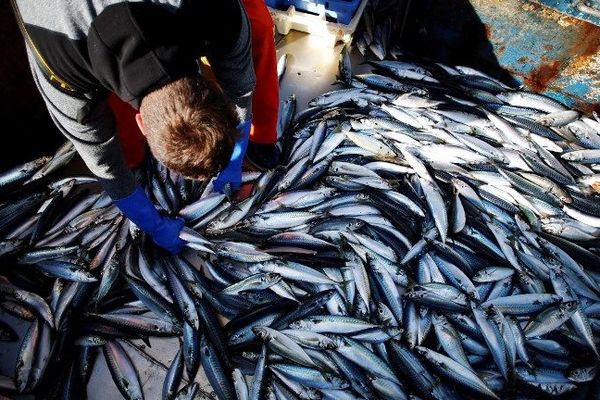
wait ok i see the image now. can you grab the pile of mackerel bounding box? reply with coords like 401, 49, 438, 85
2, 50, 600, 400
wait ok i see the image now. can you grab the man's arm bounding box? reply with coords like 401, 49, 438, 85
26, 48, 136, 200
26, 49, 185, 254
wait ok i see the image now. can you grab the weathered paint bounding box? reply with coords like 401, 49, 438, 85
476, 0, 600, 112
404, 0, 600, 112
535, 0, 600, 27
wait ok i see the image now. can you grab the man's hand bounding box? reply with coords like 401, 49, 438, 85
213, 120, 251, 195
114, 186, 185, 254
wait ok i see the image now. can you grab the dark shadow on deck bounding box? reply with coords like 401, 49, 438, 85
400, 0, 520, 86
0, 2, 63, 172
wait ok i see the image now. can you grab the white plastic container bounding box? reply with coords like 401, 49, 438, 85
268, 0, 369, 47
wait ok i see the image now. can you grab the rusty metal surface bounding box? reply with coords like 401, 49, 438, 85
474, 0, 600, 112
403, 0, 600, 112
533, 0, 600, 26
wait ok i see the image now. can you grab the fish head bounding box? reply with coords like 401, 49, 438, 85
348, 220, 365, 231
288, 320, 311, 330
563, 301, 579, 313
384, 326, 403, 339
75, 335, 107, 347
322, 188, 337, 198
558, 193, 572, 203
241, 351, 259, 362
414, 346, 428, 357
262, 273, 281, 285
431, 312, 446, 325
320, 337, 338, 350
537, 115, 553, 125
252, 326, 270, 341
403, 291, 418, 301
568, 366, 597, 383
541, 223, 563, 235
328, 335, 346, 349
206, 220, 222, 230
250, 262, 272, 273
329, 163, 343, 174
472, 269, 487, 281
152, 322, 171, 334
355, 193, 371, 202
450, 177, 467, 189
376, 303, 392, 321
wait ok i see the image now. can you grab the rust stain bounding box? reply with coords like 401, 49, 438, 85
577, 24, 600, 58
520, 3, 600, 101
555, 20, 600, 100
517, 56, 531, 64
567, 23, 600, 74
470, 0, 600, 108
524, 60, 563, 93
524, 1, 579, 27
483, 23, 493, 40
524, 1, 543, 12
573, 101, 600, 114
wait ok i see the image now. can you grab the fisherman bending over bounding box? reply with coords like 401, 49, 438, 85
11, 0, 281, 254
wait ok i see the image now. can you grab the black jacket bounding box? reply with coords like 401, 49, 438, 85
15, 0, 255, 198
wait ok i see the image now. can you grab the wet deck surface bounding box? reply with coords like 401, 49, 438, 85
276, 30, 371, 114
276, 30, 346, 114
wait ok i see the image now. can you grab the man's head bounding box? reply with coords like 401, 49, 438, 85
136, 76, 239, 180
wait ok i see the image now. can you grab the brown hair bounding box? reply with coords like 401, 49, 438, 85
140, 76, 239, 179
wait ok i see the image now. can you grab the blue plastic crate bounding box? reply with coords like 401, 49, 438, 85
266, 0, 362, 25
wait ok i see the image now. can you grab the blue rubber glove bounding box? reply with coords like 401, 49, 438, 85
114, 186, 185, 254
213, 120, 251, 194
